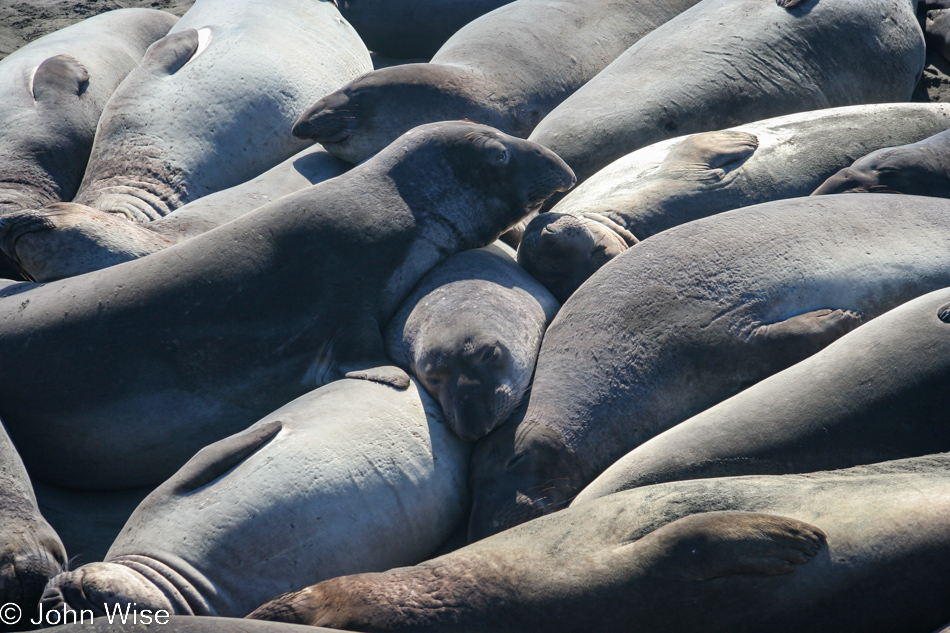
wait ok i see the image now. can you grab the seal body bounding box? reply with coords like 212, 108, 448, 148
0, 144, 351, 281
0, 121, 574, 490
40, 376, 471, 618
469, 193, 950, 541
0, 419, 67, 629
519, 103, 950, 301
0, 9, 177, 216
813, 127, 950, 196
71, 0, 371, 221
574, 287, 950, 504
293, 0, 703, 164
529, 0, 926, 184
338, 0, 514, 59
386, 245, 559, 441
249, 454, 950, 633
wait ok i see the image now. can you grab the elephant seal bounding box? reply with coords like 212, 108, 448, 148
0, 419, 67, 631
0, 121, 574, 490
529, 0, 926, 185
249, 453, 950, 633
519, 103, 950, 301
574, 287, 950, 504
468, 193, 950, 541
812, 127, 950, 196
338, 0, 514, 59
386, 245, 559, 441
70, 0, 371, 222
40, 375, 470, 619
292, 0, 703, 164
0, 9, 177, 216
0, 144, 350, 281
53, 616, 335, 633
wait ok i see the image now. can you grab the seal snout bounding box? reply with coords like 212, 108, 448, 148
293, 91, 353, 144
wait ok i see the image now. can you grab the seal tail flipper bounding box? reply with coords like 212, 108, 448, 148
0, 203, 174, 282
31, 54, 89, 102
167, 420, 283, 495
628, 511, 826, 582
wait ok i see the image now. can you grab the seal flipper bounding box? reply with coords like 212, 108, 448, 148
660, 130, 758, 174
749, 308, 863, 353
141, 29, 201, 75
168, 420, 282, 495
631, 511, 826, 582
32, 54, 89, 101
776, 0, 811, 8
339, 316, 411, 389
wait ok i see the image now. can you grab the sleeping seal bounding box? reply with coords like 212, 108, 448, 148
468, 193, 950, 541
0, 121, 574, 490
0, 9, 177, 216
249, 453, 950, 633
574, 287, 950, 504
386, 245, 559, 441
293, 0, 703, 164
519, 103, 950, 301
812, 127, 950, 196
0, 144, 350, 281
39, 375, 470, 618
0, 419, 67, 630
529, 0, 926, 184
70, 0, 371, 221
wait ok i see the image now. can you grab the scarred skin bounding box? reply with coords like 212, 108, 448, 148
249, 454, 950, 633
519, 103, 950, 302
812, 127, 950, 197
574, 287, 950, 504
529, 0, 926, 185
0, 121, 574, 490
292, 0, 704, 164
468, 194, 950, 542
386, 245, 559, 442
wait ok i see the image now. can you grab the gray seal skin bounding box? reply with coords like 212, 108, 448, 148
40, 375, 471, 619
529, 0, 927, 186
292, 0, 704, 165
0, 419, 67, 631
0, 144, 351, 282
468, 193, 950, 542
53, 617, 338, 633
519, 103, 950, 302
338, 0, 514, 59
574, 287, 950, 505
249, 454, 950, 633
0, 9, 178, 216
70, 0, 372, 222
812, 127, 950, 197
0, 121, 574, 491
385, 245, 559, 442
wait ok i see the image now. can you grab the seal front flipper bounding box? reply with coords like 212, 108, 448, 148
631, 511, 826, 582
660, 130, 758, 175
32, 54, 89, 101
749, 308, 863, 361
776, 0, 812, 9
140, 28, 201, 75
167, 420, 282, 495
339, 316, 411, 389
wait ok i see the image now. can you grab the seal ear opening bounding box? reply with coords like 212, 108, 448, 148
31, 55, 89, 101
141, 29, 202, 75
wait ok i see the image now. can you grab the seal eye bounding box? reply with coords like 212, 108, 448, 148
496, 149, 510, 164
